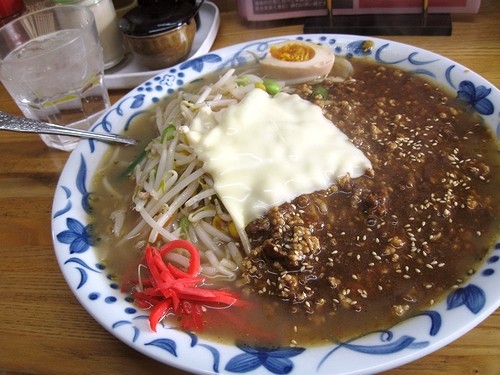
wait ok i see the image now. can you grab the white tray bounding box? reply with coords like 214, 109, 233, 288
104, 1, 220, 89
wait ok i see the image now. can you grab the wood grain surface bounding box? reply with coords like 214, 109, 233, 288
0, 0, 499, 374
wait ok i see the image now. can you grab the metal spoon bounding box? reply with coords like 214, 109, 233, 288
0, 111, 137, 146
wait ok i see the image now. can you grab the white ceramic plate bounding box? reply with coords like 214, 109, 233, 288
52, 34, 500, 375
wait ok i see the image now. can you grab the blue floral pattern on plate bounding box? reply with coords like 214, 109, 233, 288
225, 344, 306, 374
457, 80, 495, 115
51, 34, 500, 374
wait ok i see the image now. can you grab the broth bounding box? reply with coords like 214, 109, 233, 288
90, 58, 499, 347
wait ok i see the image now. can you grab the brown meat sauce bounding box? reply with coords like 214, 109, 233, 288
240, 60, 499, 335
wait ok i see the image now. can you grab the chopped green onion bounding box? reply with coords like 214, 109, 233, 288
120, 148, 147, 178
180, 217, 190, 233
263, 79, 281, 95
237, 75, 249, 86
161, 124, 176, 142
311, 85, 328, 100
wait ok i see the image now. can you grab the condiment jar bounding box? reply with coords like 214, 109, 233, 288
119, 0, 202, 70
51, 0, 125, 69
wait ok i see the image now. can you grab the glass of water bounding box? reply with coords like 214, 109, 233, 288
0, 5, 111, 151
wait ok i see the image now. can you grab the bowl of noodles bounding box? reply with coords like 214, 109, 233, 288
52, 34, 500, 374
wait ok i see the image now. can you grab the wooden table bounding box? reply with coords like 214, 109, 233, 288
1, 1, 499, 374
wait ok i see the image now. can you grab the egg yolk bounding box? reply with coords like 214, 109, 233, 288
270, 43, 316, 62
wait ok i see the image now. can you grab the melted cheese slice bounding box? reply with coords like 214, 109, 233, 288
187, 88, 371, 230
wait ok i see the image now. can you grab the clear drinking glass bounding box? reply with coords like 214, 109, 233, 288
0, 5, 111, 151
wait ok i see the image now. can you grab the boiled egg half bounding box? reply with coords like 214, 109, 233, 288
260, 40, 335, 81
